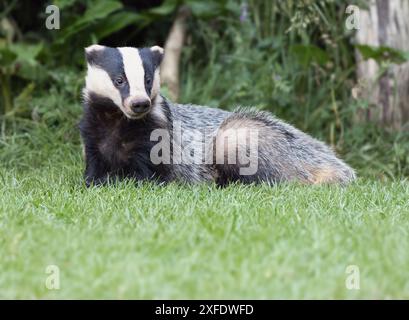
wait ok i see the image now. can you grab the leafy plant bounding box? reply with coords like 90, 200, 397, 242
0, 40, 43, 116
356, 44, 409, 65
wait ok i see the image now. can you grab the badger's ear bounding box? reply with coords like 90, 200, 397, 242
84, 44, 105, 64
150, 45, 164, 68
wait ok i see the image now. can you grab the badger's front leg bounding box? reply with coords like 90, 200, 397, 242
83, 146, 110, 187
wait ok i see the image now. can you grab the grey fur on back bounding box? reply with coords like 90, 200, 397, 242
161, 97, 356, 185
165, 102, 230, 183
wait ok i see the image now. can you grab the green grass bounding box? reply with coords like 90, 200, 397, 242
1, 136, 409, 299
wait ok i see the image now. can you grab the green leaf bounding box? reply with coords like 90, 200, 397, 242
0, 47, 17, 66
356, 44, 409, 64
289, 44, 330, 66
0, 43, 44, 79
92, 12, 143, 39
57, 0, 123, 42
148, 0, 178, 16
53, 0, 78, 10
13, 82, 36, 114
187, 1, 221, 18
9, 43, 43, 65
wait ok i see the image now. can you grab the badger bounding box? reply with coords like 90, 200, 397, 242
80, 44, 356, 187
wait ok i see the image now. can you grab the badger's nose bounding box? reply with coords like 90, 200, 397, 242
130, 99, 151, 114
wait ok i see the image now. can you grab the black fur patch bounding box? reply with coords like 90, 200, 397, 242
138, 48, 163, 97
84, 91, 120, 113
80, 93, 172, 186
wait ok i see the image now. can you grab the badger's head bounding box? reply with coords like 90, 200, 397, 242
83, 44, 164, 119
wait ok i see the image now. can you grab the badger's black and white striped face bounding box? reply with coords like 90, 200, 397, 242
84, 45, 163, 119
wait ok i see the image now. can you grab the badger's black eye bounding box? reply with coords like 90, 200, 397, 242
145, 77, 152, 86
114, 76, 125, 87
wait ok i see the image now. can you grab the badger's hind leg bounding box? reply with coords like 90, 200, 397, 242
210, 111, 281, 186
211, 109, 356, 186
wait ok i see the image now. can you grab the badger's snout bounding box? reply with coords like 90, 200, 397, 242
130, 98, 151, 113
124, 97, 151, 117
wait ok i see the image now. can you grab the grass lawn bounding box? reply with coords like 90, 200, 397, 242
1, 135, 408, 299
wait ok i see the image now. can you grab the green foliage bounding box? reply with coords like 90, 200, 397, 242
51, 0, 141, 63
180, 1, 356, 137
0, 40, 44, 115
356, 44, 409, 65
289, 44, 330, 66
147, 0, 238, 18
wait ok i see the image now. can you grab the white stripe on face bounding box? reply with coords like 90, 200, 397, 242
85, 64, 122, 108
151, 68, 161, 99
118, 47, 149, 100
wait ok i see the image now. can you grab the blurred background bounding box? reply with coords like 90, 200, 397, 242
0, 0, 408, 179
